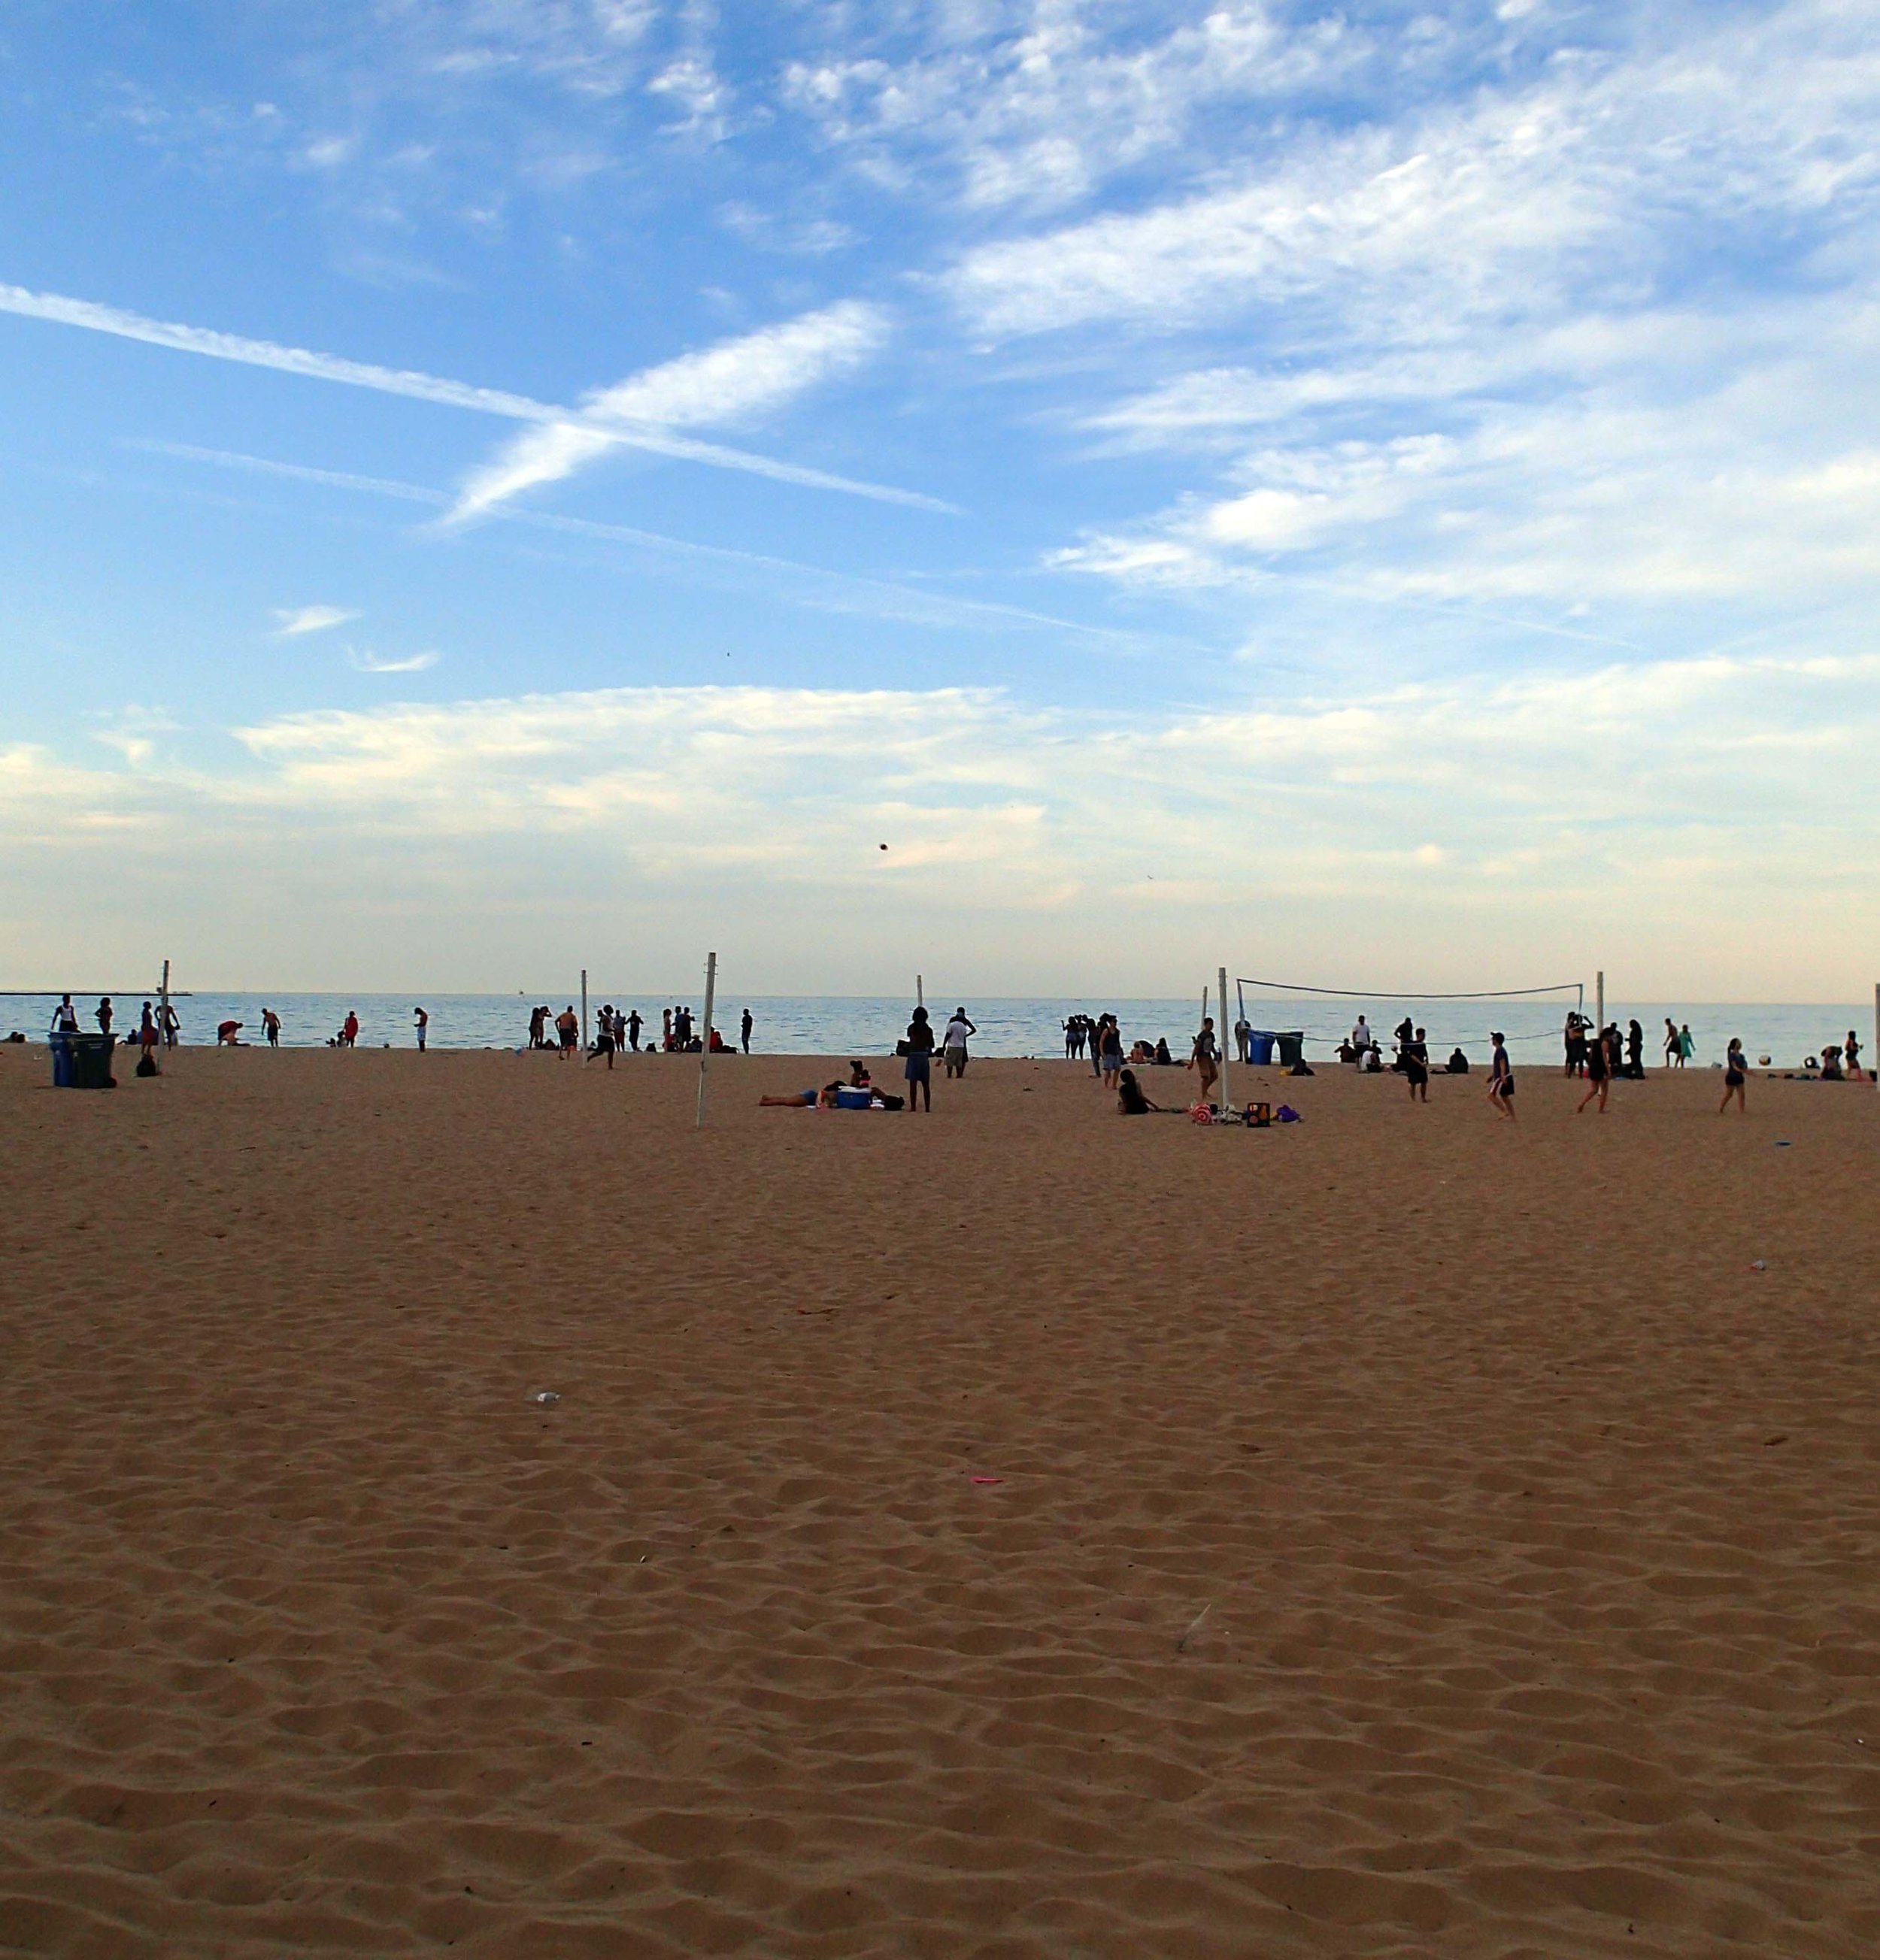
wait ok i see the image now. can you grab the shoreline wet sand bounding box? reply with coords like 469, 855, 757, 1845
3, 1050, 1877, 1957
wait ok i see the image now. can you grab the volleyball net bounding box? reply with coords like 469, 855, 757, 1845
1233, 976, 1587, 1063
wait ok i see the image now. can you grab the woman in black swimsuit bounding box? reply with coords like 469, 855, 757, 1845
902, 1006, 935, 1113
1404, 1025, 1430, 1102
1576, 1025, 1610, 1114
1719, 1038, 1747, 1114
1487, 1033, 1516, 1120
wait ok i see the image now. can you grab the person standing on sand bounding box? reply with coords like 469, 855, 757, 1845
626, 1008, 642, 1052
52, 995, 78, 1035
741, 1007, 754, 1054
1189, 1016, 1220, 1105
141, 1001, 158, 1053
1626, 1019, 1644, 1079
1487, 1032, 1516, 1119
1098, 1015, 1125, 1091
1677, 1023, 1694, 1068
262, 1007, 280, 1048
1721, 1038, 1748, 1113
413, 1005, 428, 1052
1845, 1028, 1864, 1080
902, 1004, 935, 1112
942, 1007, 977, 1078
1577, 1025, 1611, 1114
1663, 1017, 1679, 1068
341, 1010, 359, 1048
528, 1004, 546, 1050
96, 997, 113, 1039
555, 1005, 578, 1056
1405, 1026, 1430, 1102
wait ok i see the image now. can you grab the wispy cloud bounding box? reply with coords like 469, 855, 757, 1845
347, 647, 440, 674
0, 282, 942, 511
140, 441, 1139, 645
274, 604, 359, 636
444, 299, 890, 520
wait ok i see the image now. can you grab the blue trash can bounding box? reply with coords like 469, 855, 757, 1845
1247, 1030, 1278, 1066
51, 1031, 117, 1089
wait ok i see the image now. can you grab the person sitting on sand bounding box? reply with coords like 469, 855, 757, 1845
1117, 1067, 1158, 1116
1188, 1017, 1220, 1104
1721, 1038, 1748, 1113
848, 1059, 872, 1088
1487, 1032, 1515, 1119
1819, 1044, 1843, 1081
1154, 1037, 1173, 1066
1446, 1047, 1469, 1074
1128, 1039, 1155, 1065
217, 1019, 243, 1047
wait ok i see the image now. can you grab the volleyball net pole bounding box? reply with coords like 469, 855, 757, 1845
1217, 966, 1233, 1113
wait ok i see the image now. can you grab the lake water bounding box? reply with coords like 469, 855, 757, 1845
6, 990, 1872, 1072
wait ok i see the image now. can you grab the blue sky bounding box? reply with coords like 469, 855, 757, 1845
3, 1, 1877, 996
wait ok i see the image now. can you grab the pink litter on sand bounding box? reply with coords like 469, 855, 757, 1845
969, 1475, 1005, 1486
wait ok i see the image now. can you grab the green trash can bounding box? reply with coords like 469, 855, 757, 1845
1275, 1031, 1305, 1068
59, 1031, 118, 1089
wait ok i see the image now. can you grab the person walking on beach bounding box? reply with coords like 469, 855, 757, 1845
1487, 1031, 1516, 1119
942, 1007, 977, 1078
1663, 1017, 1679, 1068
741, 1007, 754, 1054
1577, 1025, 1611, 1114
1404, 1025, 1430, 1102
590, 1007, 615, 1069
1676, 1023, 1694, 1068
555, 1005, 578, 1057
1845, 1028, 1864, 1080
413, 1005, 429, 1052
902, 1004, 935, 1113
96, 997, 113, 1039
1720, 1038, 1748, 1113
262, 1006, 280, 1048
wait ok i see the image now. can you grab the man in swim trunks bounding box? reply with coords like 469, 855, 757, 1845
1487, 1032, 1516, 1119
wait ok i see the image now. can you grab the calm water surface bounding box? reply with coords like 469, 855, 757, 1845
6, 990, 1872, 1072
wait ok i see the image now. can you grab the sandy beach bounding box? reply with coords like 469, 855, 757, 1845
3, 1046, 1877, 1958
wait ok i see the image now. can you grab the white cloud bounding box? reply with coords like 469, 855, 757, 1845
1, 282, 935, 510
443, 299, 891, 520
780, 2, 1367, 213
347, 647, 441, 673
947, 5, 1880, 334
274, 604, 359, 636
8, 649, 1878, 993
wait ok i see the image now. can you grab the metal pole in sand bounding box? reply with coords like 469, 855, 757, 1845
917, 974, 923, 1011
1217, 966, 1233, 1114
159, 958, 170, 1056
581, 970, 588, 1051
696, 951, 717, 1128
1872, 981, 1877, 1088
1596, 969, 1605, 1037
